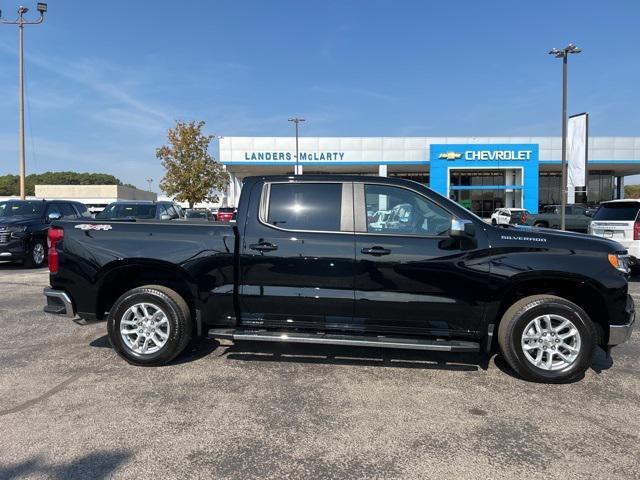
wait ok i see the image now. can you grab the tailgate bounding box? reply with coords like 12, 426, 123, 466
590, 221, 634, 244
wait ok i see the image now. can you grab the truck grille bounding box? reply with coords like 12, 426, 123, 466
0, 233, 9, 243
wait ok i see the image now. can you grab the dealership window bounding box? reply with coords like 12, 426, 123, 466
364, 184, 451, 236
588, 171, 614, 205
267, 183, 342, 231
539, 171, 614, 207
538, 173, 561, 208
388, 172, 430, 186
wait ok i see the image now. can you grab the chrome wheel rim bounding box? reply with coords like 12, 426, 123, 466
33, 242, 45, 265
521, 314, 581, 371
120, 303, 170, 355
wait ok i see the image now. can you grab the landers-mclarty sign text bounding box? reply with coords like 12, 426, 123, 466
244, 152, 345, 162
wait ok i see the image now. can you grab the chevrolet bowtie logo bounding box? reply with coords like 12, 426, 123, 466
439, 151, 462, 160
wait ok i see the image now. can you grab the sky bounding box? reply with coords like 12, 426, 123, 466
0, 0, 639, 190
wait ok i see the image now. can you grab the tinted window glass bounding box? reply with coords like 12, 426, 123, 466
186, 210, 207, 219
365, 185, 451, 236
0, 201, 45, 217
59, 203, 77, 218
97, 203, 157, 219
74, 203, 92, 218
45, 203, 62, 217
593, 202, 640, 221
166, 205, 178, 219
267, 183, 341, 231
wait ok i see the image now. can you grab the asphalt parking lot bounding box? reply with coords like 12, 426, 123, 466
0, 263, 639, 479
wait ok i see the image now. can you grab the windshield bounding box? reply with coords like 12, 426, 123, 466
593, 202, 640, 221
97, 203, 157, 219
0, 200, 45, 218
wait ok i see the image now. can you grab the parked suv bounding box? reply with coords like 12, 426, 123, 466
490, 208, 529, 227
589, 199, 640, 267
0, 199, 90, 267
96, 201, 185, 221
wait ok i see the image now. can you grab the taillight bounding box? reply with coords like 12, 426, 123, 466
47, 226, 64, 273
634, 221, 640, 241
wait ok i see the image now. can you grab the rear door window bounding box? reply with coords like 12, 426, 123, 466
45, 203, 62, 218
59, 202, 79, 218
73, 203, 92, 218
266, 183, 342, 232
593, 202, 640, 221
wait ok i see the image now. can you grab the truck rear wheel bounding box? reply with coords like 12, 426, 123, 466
497, 295, 597, 383
107, 285, 192, 366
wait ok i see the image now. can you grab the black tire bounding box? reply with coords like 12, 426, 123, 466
23, 238, 47, 268
497, 295, 597, 383
107, 285, 192, 366
533, 221, 547, 228
491, 219, 497, 226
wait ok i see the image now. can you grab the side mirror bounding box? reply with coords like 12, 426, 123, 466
47, 212, 62, 222
585, 211, 593, 217
449, 218, 475, 238
160, 214, 172, 221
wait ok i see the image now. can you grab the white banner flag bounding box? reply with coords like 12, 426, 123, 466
567, 113, 588, 189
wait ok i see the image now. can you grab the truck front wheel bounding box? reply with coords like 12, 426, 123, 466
497, 295, 597, 383
107, 285, 192, 366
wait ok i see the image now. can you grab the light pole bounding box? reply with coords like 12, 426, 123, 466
1, 3, 47, 200
288, 117, 305, 175
549, 43, 581, 230
146, 178, 153, 192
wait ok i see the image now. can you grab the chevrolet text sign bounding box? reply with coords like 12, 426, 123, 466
432, 144, 536, 162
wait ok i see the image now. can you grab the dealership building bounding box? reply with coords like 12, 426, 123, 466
220, 136, 640, 216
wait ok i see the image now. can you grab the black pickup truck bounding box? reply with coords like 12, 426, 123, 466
43, 175, 635, 383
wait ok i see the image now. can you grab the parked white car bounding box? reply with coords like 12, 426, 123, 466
490, 208, 530, 227
589, 199, 640, 266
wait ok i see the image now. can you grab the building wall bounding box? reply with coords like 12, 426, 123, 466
219, 136, 640, 209
34, 184, 157, 202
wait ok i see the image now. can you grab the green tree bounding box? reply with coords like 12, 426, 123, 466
156, 120, 228, 208
625, 184, 640, 199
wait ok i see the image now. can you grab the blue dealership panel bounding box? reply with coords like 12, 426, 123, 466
429, 144, 539, 214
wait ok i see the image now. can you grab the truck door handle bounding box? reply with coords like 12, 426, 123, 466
250, 242, 278, 252
361, 246, 391, 256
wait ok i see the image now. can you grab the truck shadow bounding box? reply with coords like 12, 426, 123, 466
0, 260, 44, 271
0, 450, 130, 480
218, 341, 488, 372
493, 347, 613, 382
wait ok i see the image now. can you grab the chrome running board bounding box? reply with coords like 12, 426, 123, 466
208, 328, 480, 352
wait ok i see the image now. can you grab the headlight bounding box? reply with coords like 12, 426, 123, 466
9, 225, 27, 239
608, 252, 630, 274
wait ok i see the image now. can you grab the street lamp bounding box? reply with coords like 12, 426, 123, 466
1, 4, 47, 200
146, 178, 153, 192
288, 117, 305, 175
548, 43, 581, 230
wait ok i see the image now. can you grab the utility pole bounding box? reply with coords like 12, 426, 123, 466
146, 178, 153, 192
548, 43, 581, 230
288, 117, 305, 175
1, 3, 47, 200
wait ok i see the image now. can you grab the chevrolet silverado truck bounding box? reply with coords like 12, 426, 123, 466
525, 204, 592, 233
43, 175, 635, 383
